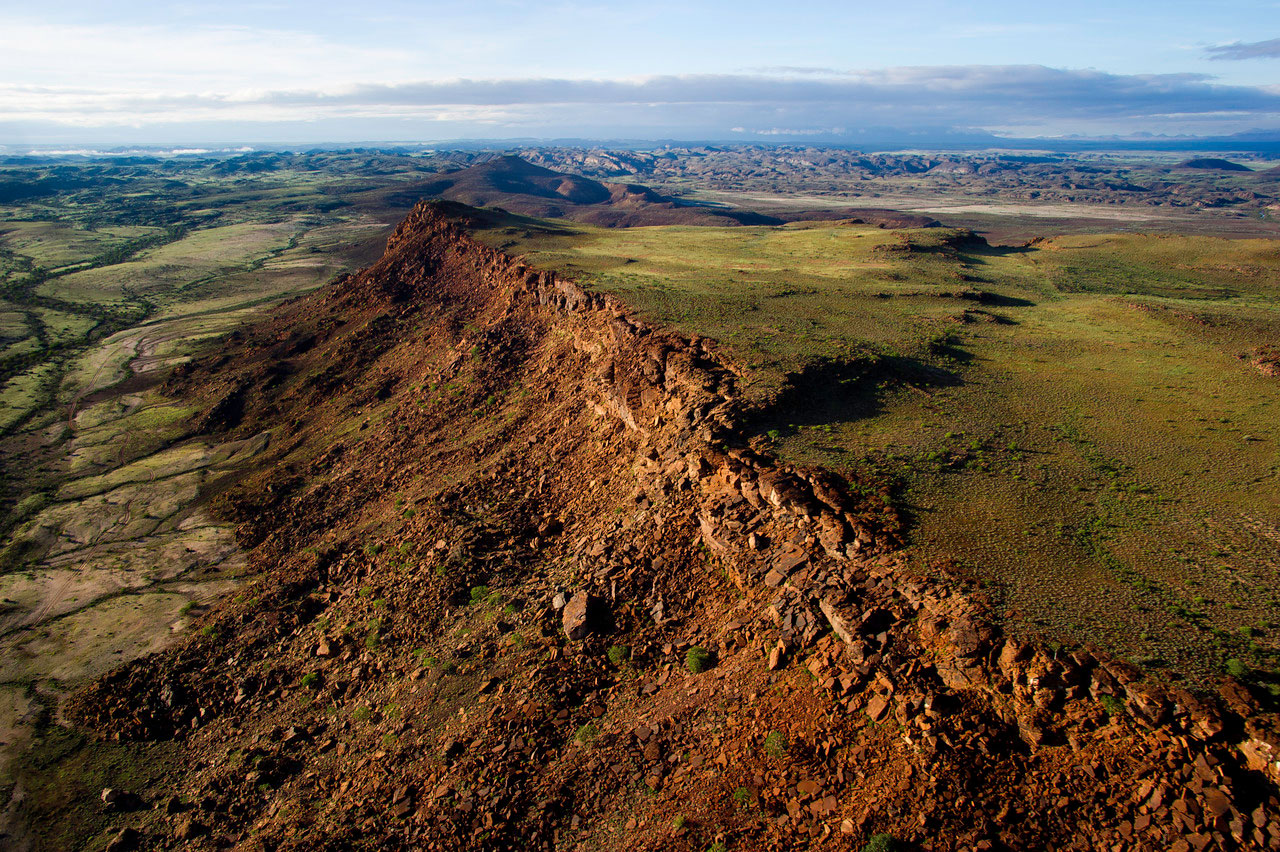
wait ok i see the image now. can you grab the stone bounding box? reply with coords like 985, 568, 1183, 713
818, 599, 857, 645
101, 788, 139, 812
1203, 788, 1231, 820
768, 643, 785, 671
174, 817, 206, 842
947, 616, 985, 658
562, 594, 596, 640
866, 695, 890, 722
105, 828, 141, 852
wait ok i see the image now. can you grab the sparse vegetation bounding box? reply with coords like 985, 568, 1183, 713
762, 731, 789, 757
860, 835, 900, 852
685, 646, 714, 674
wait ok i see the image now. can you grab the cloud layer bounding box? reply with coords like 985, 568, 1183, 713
4, 65, 1280, 142
1206, 38, 1280, 61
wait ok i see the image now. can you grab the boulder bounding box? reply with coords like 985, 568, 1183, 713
562, 593, 603, 640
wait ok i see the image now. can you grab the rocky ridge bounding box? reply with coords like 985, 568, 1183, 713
60, 202, 1280, 851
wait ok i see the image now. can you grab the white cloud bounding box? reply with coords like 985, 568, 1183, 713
1, 65, 1278, 139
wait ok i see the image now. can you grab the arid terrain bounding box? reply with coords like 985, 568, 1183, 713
1, 148, 1279, 851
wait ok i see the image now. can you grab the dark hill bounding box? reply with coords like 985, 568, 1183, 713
1174, 158, 1252, 172
372, 156, 941, 230
399, 155, 774, 227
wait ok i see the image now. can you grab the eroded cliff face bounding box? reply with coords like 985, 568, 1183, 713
61, 203, 1280, 851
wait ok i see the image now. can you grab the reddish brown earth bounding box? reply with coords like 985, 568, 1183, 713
58, 202, 1280, 851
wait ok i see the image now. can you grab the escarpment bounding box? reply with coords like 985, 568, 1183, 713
64, 202, 1280, 851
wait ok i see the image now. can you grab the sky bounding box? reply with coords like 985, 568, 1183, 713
2, 0, 1280, 146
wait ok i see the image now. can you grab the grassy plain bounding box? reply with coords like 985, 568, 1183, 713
0, 153, 412, 804
474, 215, 1280, 687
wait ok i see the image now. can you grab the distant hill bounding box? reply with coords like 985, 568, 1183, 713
1173, 158, 1252, 172
380, 155, 941, 229
395, 155, 774, 227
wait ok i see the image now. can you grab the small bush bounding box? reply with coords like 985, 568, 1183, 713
351, 706, 372, 722
672, 814, 687, 830
732, 787, 753, 808
300, 672, 321, 690
1098, 694, 1124, 716
861, 835, 899, 852
365, 618, 383, 649
1226, 658, 1250, 679
762, 731, 788, 757
707, 842, 727, 852
469, 585, 491, 605
685, 646, 714, 674
607, 644, 630, 666
574, 722, 599, 745
12, 493, 49, 520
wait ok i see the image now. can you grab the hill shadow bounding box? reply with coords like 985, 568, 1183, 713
743, 353, 962, 438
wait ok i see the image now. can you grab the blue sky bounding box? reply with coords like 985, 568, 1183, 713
2, 0, 1280, 145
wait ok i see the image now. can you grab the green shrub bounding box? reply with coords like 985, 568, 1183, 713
300, 672, 321, 690
732, 787, 753, 808
365, 618, 383, 649
607, 644, 630, 666
1098, 694, 1124, 716
574, 722, 599, 745
469, 585, 491, 605
860, 835, 899, 852
672, 814, 687, 830
351, 706, 372, 722
762, 731, 788, 757
685, 646, 714, 674
12, 493, 49, 521
1226, 658, 1250, 679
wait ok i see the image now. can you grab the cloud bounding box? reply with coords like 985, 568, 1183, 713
2, 65, 1279, 141
1205, 38, 1280, 60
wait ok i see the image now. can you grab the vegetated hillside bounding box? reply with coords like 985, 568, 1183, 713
468, 214, 1280, 687
38, 202, 1280, 852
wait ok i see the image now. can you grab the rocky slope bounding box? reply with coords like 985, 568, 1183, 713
56, 202, 1280, 852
